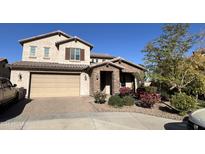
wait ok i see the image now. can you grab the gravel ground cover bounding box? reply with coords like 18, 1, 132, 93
91, 101, 184, 120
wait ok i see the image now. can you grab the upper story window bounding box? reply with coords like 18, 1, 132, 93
44, 47, 50, 58
70, 48, 81, 60
30, 46, 37, 57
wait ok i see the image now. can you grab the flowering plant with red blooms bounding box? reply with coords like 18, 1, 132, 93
135, 87, 146, 98
119, 87, 132, 96
139, 92, 161, 108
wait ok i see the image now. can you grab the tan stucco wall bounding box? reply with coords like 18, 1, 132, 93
10, 70, 30, 97
22, 35, 91, 65
10, 70, 90, 98
58, 41, 91, 65
80, 72, 90, 96
22, 35, 67, 62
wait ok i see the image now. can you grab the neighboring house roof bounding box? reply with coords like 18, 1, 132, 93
9, 61, 89, 71
0, 58, 8, 63
55, 36, 93, 49
110, 57, 147, 71
90, 61, 125, 69
90, 52, 115, 59
19, 30, 72, 45
193, 48, 205, 55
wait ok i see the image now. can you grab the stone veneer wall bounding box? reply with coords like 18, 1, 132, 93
90, 61, 145, 95
90, 64, 120, 95
113, 61, 144, 74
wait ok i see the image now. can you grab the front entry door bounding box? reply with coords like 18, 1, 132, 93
100, 71, 112, 95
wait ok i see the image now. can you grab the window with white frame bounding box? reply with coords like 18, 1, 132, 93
70, 48, 81, 60
30, 46, 37, 57
44, 47, 50, 58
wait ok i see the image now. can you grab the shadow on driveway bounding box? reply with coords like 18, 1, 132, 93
0, 99, 32, 122
164, 117, 189, 130
164, 122, 188, 130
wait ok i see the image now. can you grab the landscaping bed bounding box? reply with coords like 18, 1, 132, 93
91, 101, 184, 120
92, 87, 189, 121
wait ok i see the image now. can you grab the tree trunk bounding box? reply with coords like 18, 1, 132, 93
196, 93, 198, 102
179, 88, 182, 93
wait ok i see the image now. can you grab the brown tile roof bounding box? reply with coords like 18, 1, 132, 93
193, 48, 205, 54
19, 30, 72, 45
9, 61, 89, 71
90, 61, 125, 69
55, 36, 93, 49
90, 52, 115, 59
110, 57, 147, 70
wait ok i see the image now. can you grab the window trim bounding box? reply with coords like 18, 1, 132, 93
70, 48, 81, 61
29, 46, 37, 57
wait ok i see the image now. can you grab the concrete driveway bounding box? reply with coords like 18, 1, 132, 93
0, 97, 187, 130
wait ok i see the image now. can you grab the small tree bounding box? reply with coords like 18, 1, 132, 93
158, 57, 205, 94
185, 52, 205, 99
133, 71, 146, 87
142, 24, 205, 98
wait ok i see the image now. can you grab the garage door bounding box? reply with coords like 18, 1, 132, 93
30, 74, 80, 98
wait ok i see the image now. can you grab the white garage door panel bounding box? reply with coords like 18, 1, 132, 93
30, 74, 80, 98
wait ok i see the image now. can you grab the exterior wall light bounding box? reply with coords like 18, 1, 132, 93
18, 73, 22, 81
84, 74, 87, 81
96, 74, 99, 80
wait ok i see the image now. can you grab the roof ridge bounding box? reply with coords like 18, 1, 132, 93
19, 30, 72, 45
0, 58, 8, 62
110, 57, 146, 70
55, 37, 93, 49
90, 60, 124, 69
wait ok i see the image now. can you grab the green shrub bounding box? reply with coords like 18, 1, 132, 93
108, 95, 123, 107
94, 91, 107, 104
160, 90, 171, 101
144, 86, 158, 93
171, 93, 197, 115
122, 96, 135, 106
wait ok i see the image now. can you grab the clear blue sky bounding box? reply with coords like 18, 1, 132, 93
0, 23, 204, 65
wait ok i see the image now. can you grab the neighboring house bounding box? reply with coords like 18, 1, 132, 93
0, 58, 10, 79
9, 30, 146, 98
193, 48, 205, 56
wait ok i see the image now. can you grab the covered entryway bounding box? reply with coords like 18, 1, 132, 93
120, 72, 135, 91
100, 71, 112, 95
30, 73, 80, 98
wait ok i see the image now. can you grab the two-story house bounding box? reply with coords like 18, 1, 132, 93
10, 30, 146, 98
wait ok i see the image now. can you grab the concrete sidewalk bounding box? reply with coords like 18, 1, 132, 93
0, 112, 187, 130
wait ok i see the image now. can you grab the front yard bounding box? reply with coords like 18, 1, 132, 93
92, 101, 183, 120
92, 86, 205, 121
